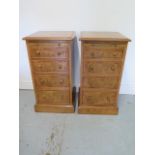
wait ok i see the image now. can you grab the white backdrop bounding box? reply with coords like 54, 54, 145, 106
19, 0, 135, 94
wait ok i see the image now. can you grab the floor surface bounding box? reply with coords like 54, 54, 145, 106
19, 90, 135, 155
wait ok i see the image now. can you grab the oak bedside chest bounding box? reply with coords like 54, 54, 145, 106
23, 31, 75, 113
79, 32, 131, 115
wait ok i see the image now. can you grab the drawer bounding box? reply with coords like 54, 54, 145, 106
83, 42, 126, 50
83, 76, 119, 89
29, 42, 69, 58
83, 48, 123, 59
32, 60, 68, 73
37, 90, 69, 105
82, 90, 117, 106
83, 61, 122, 75
35, 74, 69, 89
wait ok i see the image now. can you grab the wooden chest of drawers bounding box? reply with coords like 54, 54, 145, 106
23, 31, 75, 113
79, 32, 131, 114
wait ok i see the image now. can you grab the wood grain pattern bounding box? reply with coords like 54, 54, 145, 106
80, 32, 131, 42
83, 61, 122, 76
82, 89, 117, 106
37, 90, 69, 105
34, 74, 69, 89
78, 105, 118, 115
23, 31, 75, 113
35, 104, 74, 113
31, 59, 69, 73
29, 42, 69, 58
83, 43, 124, 59
79, 32, 130, 115
23, 31, 75, 41
82, 76, 120, 89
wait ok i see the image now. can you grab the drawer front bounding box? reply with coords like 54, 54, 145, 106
83, 76, 119, 89
35, 75, 69, 89
29, 42, 69, 58
82, 90, 117, 106
83, 48, 123, 59
83, 42, 126, 50
83, 61, 122, 75
37, 90, 69, 105
32, 60, 68, 73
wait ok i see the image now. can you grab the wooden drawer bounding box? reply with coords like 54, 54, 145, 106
37, 90, 69, 105
83, 61, 122, 76
82, 89, 117, 106
32, 60, 68, 73
83, 41, 126, 49
83, 42, 126, 50
83, 47, 123, 59
29, 42, 69, 58
35, 74, 69, 89
83, 76, 120, 89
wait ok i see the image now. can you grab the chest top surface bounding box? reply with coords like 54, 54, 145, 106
80, 32, 131, 42
23, 31, 75, 41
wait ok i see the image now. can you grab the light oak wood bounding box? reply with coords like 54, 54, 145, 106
83, 43, 124, 59
78, 106, 118, 115
79, 32, 130, 115
82, 89, 117, 106
37, 90, 70, 105
34, 74, 69, 89
31, 59, 69, 73
23, 31, 75, 41
83, 60, 122, 76
35, 87, 76, 113
35, 104, 74, 113
29, 42, 69, 58
82, 76, 120, 89
23, 31, 75, 113
80, 32, 131, 42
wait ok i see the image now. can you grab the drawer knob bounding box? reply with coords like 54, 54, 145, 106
107, 97, 110, 103
111, 64, 117, 71
59, 65, 62, 69
113, 52, 117, 57
59, 79, 64, 84
43, 95, 47, 100
111, 66, 115, 71
57, 52, 61, 56
43, 94, 51, 100
36, 50, 40, 55
88, 66, 94, 72
40, 79, 47, 84
38, 64, 42, 68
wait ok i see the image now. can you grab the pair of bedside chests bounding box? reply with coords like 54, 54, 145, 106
23, 31, 131, 115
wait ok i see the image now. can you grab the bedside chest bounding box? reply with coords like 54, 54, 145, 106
79, 32, 131, 114
23, 31, 75, 113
